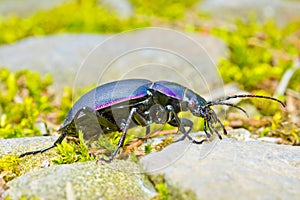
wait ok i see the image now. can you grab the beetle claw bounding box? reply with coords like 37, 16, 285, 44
96, 156, 113, 164
192, 138, 208, 144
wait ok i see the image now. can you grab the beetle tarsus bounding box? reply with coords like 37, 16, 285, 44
19, 132, 67, 158
96, 156, 114, 163
192, 138, 208, 144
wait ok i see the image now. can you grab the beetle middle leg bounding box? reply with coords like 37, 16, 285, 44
97, 107, 146, 163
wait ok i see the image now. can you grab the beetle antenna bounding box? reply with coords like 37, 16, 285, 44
207, 94, 285, 108
207, 102, 249, 118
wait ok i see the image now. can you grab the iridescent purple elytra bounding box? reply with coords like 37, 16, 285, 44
62, 79, 188, 128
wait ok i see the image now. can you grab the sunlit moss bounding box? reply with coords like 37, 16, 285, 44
213, 18, 300, 92
0, 155, 21, 182
0, 68, 55, 138
0, 0, 148, 45
130, 0, 199, 20
52, 131, 95, 164
149, 174, 197, 200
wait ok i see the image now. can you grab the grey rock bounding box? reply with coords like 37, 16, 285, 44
227, 128, 254, 142
0, 34, 110, 90
198, 0, 300, 25
4, 160, 155, 200
0, 0, 68, 17
0, 136, 156, 199
0, 136, 58, 157
141, 136, 300, 199
103, 0, 133, 17
0, 29, 227, 94
0, 0, 132, 18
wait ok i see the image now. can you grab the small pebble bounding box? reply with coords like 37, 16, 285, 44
41, 159, 51, 168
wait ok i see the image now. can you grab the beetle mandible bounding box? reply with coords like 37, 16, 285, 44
20, 79, 285, 162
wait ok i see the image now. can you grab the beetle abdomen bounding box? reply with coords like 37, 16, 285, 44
62, 79, 152, 127
93, 79, 152, 110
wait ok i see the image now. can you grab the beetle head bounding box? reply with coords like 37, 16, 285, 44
183, 90, 285, 139
185, 93, 226, 139
184, 89, 208, 116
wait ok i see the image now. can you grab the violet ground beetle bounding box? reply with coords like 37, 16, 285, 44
20, 79, 285, 162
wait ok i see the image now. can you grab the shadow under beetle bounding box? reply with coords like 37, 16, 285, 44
20, 79, 285, 162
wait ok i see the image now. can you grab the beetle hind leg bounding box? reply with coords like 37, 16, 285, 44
19, 132, 66, 158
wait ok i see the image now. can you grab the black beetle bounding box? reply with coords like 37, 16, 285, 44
20, 79, 285, 162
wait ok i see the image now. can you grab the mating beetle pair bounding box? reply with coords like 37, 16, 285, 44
20, 79, 285, 162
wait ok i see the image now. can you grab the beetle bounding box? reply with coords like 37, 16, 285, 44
19, 79, 285, 162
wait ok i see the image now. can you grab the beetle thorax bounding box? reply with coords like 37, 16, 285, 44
182, 89, 208, 117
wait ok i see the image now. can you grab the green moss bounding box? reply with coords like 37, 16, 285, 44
0, 0, 148, 45
149, 174, 197, 200
53, 131, 95, 164
154, 136, 174, 152
4, 196, 41, 200
0, 0, 208, 46
0, 155, 21, 182
130, 0, 200, 20
212, 18, 300, 92
0, 68, 55, 138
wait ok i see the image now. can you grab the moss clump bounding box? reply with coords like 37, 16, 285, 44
149, 174, 197, 200
0, 155, 21, 182
0, 68, 54, 138
53, 131, 95, 164
0, 0, 148, 45
213, 18, 300, 92
130, 0, 200, 20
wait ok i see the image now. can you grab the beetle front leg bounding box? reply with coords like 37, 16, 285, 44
165, 106, 207, 144
173, 118, 207, 144
203, 120, 211, 138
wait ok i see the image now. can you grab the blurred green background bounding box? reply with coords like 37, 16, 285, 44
0, 0, 299, 145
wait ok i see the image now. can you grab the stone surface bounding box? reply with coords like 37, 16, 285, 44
103, 0, 133, 17
4, 160, 155, 200
0, 34, 109, 90
0, 136, 156, 200
0, 0, 133, 17
0, 136, 58, 157
0, 0, 67, 17
141, 136, 300, 200
198, 0, 300, 25
0, 29, 227, 94
1, 132, 299, 199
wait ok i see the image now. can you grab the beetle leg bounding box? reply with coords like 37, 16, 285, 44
19, 131, 67, 157
164, 105, 206, 144
208, 121, 222, 139
76, 106, 117, 131
203, 120, 211, 138
172, 118, 193, 141
206, 121, 215, 138
98, 107, 141, 163
19, 106, 116, 158
174, 118, 207, 144
145, 125, 151, 135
